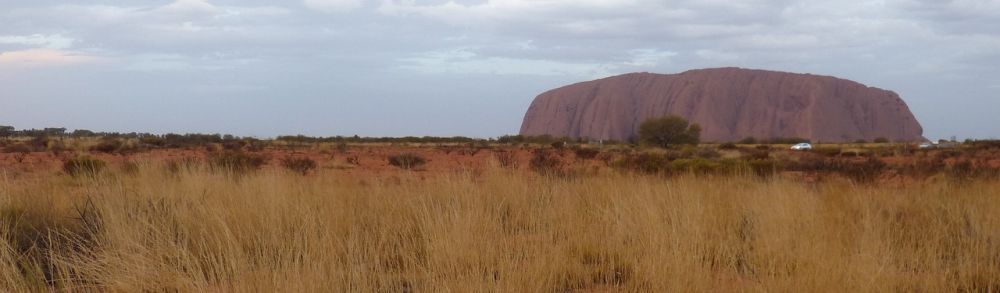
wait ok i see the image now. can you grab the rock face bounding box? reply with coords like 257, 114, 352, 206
519, 67, 925, 143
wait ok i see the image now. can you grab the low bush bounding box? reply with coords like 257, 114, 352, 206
90, 139, 123, 153
529, 149, 563, 174
388, 153, 427, 170
493, 150, 519, 169
63, 156, 106, 177
718, 143, 738, 150
281, 157, 318, 175
813, 147, 842, 157
572, 147, 601, 160
3, 143, 32, 154
694, 148, 721, 159
829, 156, 887, 184
614, 153, 669, 174
210, 151, 268, 173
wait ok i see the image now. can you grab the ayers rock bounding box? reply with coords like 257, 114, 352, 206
519, 67, 925, 143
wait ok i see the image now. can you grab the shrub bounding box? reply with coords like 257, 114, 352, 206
638, 116, 701, 148
739, 137, 758, 144
281, 157, 318, 175
745, 148, 770, 160
388, 153, 427, 170
718, 143, 738, 150
874, 137, 890, 143
813, 147, 842, 157
831, 156, 886, 184
3, 143, 33, 154
572, 147, 601, 160
614, 153, 669, 174
493, 150, 519, 169
529, 149, 563, 174
90, 139, 123, 153
221, 140, 246, 151
63, 156, 106, 177
139, 136, 166, 147
210, 151, 268, 173
694, 148, 721, 159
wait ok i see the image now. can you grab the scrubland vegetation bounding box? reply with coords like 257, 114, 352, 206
2, 126, 1000, 291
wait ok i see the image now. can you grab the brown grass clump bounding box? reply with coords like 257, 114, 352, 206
281, 157, 318, 175
388, 153, 427, 170
209, 151, 268, 174
1, 164, 999, 291
62, 156, 106, 177
492, 150, 519, 169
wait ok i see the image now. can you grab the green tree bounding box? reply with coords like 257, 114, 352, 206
638, 115, 701, 148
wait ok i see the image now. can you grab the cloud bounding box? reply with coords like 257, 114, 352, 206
398, 48, 613, 77
0, 49, 99, 67
0, 34, 75, 49
304, 0, 365, 13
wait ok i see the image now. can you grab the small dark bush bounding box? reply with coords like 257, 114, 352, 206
210, 151, 268, 173
874, 137, 890, 143
550, 141, 567, 150
745, 148, 770, 160
572, 147, 601, 160
694, 148, 721, 159
718, 143, 738, 150
346, 155, 361, 165
63, 156, 106, 177
90, 139, 123, 153
831, 156, 886, 184
140, 136, 166, 147
388, 153, 427, 170
813, 147, 842, 157
614, 153, 669, 174
3, 143, 32, 154
281, 157, 318, 175
222, 140, 246, 151
739, 137, 758, 144
529, 149, 563, 174
336, 142, 349, 153
493, 150, 519, 169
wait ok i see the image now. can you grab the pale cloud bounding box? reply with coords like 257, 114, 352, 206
398, 48, 612, 77
304, 0, 365, 12
0, 49, 99, 67
0, 34, 75, 49
624, 49, 677, 67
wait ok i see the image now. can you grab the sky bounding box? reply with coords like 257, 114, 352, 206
1, 0, 998, 140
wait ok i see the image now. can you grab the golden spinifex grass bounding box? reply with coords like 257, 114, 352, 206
1, 163, 999, 291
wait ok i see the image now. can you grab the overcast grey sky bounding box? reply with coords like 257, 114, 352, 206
1, 0, 998, 139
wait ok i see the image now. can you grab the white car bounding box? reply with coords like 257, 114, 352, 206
790, 143, 813, 151
918, 142, 935, 149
